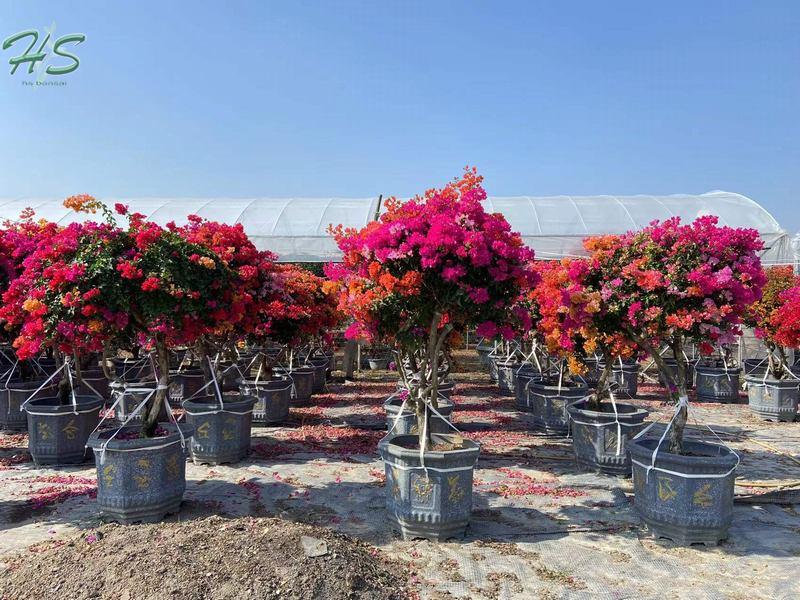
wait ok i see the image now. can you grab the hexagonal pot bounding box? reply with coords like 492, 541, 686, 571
275, 366, 315, 405
0, 378, 58, 432
744, 375, 799, 422
494, 359, 517, 395
110, 381, 168, 424
24, 395, 104, 465
567, 399, 649, 475
86, 423, 194, 524
527, 379, 588, 434
378, 433, 480, 541
306, 357, 329, 393
384, 395, 455, 436
238, 376, 292, 425
168, 367, 206, 407
399, 377, 455, 402
513, 364, 542, 411
660, 358, 696, 390
475, 343, 494, 368
742, 358, 768, 378
628, 437, 737, 545
182, 395, 257, 465
605, 360, 640, 399
695, 364, 741, 403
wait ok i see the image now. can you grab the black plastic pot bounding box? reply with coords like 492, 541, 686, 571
695, 364, 741, 403
87, 423, 194, 524
527, 379, 588, 434
0, 378, 58, 431
745, 375, 799, 422
239, 376, 292, 424
567, 399, 649, 475
378, 433, 480, 541
629, 437, 737, 545
25, 395, 104, 465
182, 395, 257, 465
384, 395, 455, 436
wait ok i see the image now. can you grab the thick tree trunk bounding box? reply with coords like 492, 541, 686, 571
142, 336, 170, 438
626, 328, 688, 455
590, 352, 614, 411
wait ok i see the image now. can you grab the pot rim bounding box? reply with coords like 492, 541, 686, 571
87, 422, 194, 450
629, 437, 738, 471
24, 395, 104, 413
567, 399, 648, 420
237, 376, 290, 387
182, 395, 257, 412
384, 396, 454, 412
379, 432, 480, 459
743, 374, 800, 387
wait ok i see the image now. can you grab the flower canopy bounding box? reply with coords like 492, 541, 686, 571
329, 168, 537, 350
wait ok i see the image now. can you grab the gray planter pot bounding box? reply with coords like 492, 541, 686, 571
113, 358, 149, 382
275, 366, 315, 405
87, 423, 194, 524
742, 358, 768, 377
1, 378, 58, 431
567, 400, 649, 475
169, 368, 206, 406
527, 379, 588, 434
580, 357, 603, 388
239, 376, 292, 424
182, 395, 257, 465
487, 356, 500, 382
476, 343, 493, 368
695, 364, 741, 403
110, 381, 168, 424
495, 360, 519, 396
745, 375, 799, 422
513, 365, 542, 411
378, 433, 480, 541
605, 360, 640, 398
306, 357, 329, 393
629, 438, 737, 545
385, 396, 454, 436
77, 368, 111, 402
400, 376, 455, 401
661, 358, 696, 390
368, 357, 390, 370
25, 396, 103, 465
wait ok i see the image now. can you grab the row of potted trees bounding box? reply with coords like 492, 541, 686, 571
330, 169, 799, 546
0, 197, 340, 522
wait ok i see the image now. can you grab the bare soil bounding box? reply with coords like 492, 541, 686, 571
0, 516, 413, 600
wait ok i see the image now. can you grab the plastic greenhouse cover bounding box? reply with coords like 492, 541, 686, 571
0, 191, 790, 264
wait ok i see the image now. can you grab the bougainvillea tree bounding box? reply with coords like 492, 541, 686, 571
248, 263, 339, 376
330, 169, 536, 449
4, 195, 243, 436
175, 215, 269, 381
0, 201, 131, 401
743, 265, 800, 380
583, 217, 765, 453
0, 211, 62, 378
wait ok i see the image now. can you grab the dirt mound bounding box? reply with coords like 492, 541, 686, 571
0, 516, 413, 600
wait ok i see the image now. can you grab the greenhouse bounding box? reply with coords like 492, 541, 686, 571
0, 190, 792, 264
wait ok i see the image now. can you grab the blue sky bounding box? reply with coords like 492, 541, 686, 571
1, 1, 798, 231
